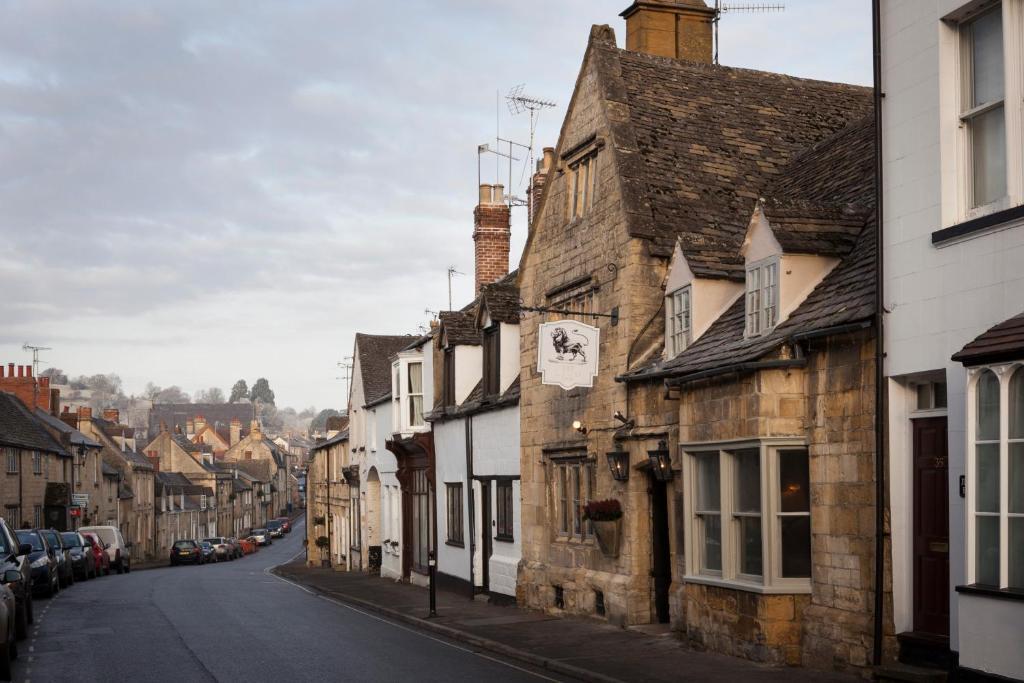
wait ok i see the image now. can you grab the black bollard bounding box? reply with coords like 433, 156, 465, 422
428, 549, 437, 618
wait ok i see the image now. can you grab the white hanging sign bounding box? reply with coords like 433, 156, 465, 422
537, 320, 600, 390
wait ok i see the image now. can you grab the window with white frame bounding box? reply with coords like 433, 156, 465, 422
6, 448, 17, 474
392, 363, 401, 433
745, 259, 778, 337
967, 364, 1024, 589
32, 451, 41, 475
960, 4, 1006, 210
408, 362, 424, 427
684, 441, 811, 591
666, 286, 692, 357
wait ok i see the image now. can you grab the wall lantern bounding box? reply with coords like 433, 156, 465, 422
606, 443, 630, 482
647, 440, 673, 482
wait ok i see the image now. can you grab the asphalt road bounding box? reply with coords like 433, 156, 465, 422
14, 518, 567, 682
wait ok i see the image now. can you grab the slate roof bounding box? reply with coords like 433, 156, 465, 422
232, 458, 274, 483
147, 403, 255, 439
604, 31, 872, 277
311, 429, 349, 452
0, 393, 68, 455
157, 471, 193, 488
623, 115, 877, 382
122, 448, 155, 471
479, 281, 521, 324
34, 408, 100, 448
427, 376, 520, 422
952, 311, 1024, 366
232, 477, 251, 493
355, 333, 419, 405
172, 433, 200, 454
101, 462, 120, 478
438, 311, 480, 346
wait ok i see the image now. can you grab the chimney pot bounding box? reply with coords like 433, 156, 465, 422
17, 366, 23, 378
25, 366, 31, 378
6, 364, 12, 378
492, 184, 504, 205
478, 184, 492, 205
620, 0, 715, 63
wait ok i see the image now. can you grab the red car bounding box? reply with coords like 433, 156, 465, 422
81, 533, 110, 577
275, 517, 292, 534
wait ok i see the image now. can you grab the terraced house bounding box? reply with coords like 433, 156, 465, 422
517, 1, 891, 675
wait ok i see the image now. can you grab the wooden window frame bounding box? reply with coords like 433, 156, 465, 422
442, 347, 456, 407
496, 479, 514, 542
667, 286, 692, 357
446, 482, 464, 547
483, 325, 501, 397
551, 457, 595, 544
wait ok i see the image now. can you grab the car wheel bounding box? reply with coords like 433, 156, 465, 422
125, 560, 131, 574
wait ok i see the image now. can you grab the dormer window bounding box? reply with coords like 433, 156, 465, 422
666, 287, 692, 357
442, 347, 455, 407
569, 152, 598, 220
745, 258, 778, 336
483, 325, 500, 396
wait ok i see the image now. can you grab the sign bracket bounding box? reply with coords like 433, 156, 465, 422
520, 305, 619, 326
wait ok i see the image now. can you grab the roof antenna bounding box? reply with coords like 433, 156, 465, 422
446, 266, 464, 311
22, 343, 52, 377
506, 84, 556, 206
712, 1, 785, 65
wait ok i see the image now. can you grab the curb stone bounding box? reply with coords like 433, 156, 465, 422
271, 566, 625, 683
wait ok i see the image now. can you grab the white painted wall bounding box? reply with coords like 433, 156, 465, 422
777, 253, 839, 322
957, 593, 1024, 678
882, 0, 1024, 653
454, 345, 482, 404
472, 405, 521, 598
434, 419, 471, 583
362, 400, 402, 580
499, 323, 519, 393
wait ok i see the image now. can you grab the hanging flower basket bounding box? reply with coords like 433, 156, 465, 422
584, 499, 623, 558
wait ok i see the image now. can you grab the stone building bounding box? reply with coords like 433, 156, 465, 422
154, 471, 216, 556
516, 1, 886, 674
222, 420, 288, 521
306, 427, 349, 568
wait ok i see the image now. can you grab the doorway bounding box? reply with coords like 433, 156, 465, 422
912, 417, 949, 637
650, 477, 671, 623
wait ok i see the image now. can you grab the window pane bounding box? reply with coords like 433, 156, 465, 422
780, 515, 811, 578
410, 396, 424, 427
977, 370, 1001, 441
916, 383, 932, 410
779, 450, 810, 513
697, 453, 720, 511
734, 449, 760, 512
1011, 369, 1024, 439
977, 442, 1001, 513
1010, 517, 1024, 589
970, 8, 1004, 107
1012, 442, 1024, 514
976, 515, 1000, 586
934, 381, 947, 409
971, 105, 1006, 207
702, 515, 722, 572
739, 516, 762, 577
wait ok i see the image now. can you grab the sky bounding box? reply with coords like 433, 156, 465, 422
0, 0, 872, 411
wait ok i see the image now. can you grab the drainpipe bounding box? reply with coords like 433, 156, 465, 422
465, 416, 475, 597
872, 0, 887, 666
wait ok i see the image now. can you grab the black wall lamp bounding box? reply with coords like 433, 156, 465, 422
606, 442, 630, 482
647, 440, 673, 482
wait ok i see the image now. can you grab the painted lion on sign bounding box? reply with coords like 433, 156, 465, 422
551, 327, 588, 363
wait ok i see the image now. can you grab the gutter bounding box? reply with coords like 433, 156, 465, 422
662, 357, 807, 391
871, 0, 888, 666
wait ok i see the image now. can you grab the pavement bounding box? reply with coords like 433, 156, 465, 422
275, 556, 858, 683
12, 517, 568, 682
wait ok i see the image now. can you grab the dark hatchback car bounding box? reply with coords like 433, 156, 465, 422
60, 532, 95, 581
265, 520, 284, 538
170, 540, 203, 566
14, 530, 58, 598
0, 519, 34, 640
39, 530, 73, 588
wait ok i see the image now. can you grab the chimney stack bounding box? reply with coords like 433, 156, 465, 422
250, 420, 261, 439
186, 418, 195, 435
103, 408, 120, 423
473, 183, 511, 295
78, 406, 92, 420
230, 418, 241, 446
529, 147, 555, 226
195, 415, 206, 433
620, 0, 715, 63
0, 363, 52, 412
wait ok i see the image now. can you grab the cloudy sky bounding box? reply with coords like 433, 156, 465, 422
0, 0, 872, 411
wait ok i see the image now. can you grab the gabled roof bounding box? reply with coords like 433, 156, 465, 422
478, 281, 521, 325
122, 447, 155, 471
172, 433, 200, 454
623, 115, 877, 382
953, 311, 1024, 366
438, 311, 480, 346
591, 27, 872, 277
311, 429, 349, 452
148, 402, 254, 439
101, 462, 120, 478
0, 393, 68, 456
355, 333, 418, 405
34, 408, 100, 449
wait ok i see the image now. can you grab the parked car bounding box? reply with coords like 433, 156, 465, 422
265, 520, 284, 539
80, 533, 110, 577
13, 530, 58, 598
38, 530, 73, 589
226, 537, 244, 559
237, 538, 256, 555
0, 582, 17, 680
169, 540, 203, 566
250, 529, 270, 546
275, 517, 292, 534
0, 519, 34, 640
198, 542, 217, 563
60, 532, 95, 581
202, 537, 232, 561
79, 525, 131, 574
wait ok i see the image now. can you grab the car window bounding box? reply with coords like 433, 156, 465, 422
83, 528, 116, 546
60, 532, 80, 547
173, 541, 195, 549
41, 531, 61, 549
15, 530, 44, 552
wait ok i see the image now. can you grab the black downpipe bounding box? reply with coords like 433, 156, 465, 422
872, 0, 887, 667
465, 416, 476, 597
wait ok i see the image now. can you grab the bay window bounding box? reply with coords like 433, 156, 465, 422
408, 362, 424, 427
684, 440, 811, 591
967, 364, 1024, 589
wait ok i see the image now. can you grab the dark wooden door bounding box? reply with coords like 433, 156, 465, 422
650, 477, 671, 624
480, 482, 492, 593
912, 417, 949, 637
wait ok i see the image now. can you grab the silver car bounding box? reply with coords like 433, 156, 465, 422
201, 537, 233, 561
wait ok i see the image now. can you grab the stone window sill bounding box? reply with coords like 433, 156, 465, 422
956, 584, 1024, 602
494, 534, 514, 543
683, 574, 812, 595
445, 540, 464, 549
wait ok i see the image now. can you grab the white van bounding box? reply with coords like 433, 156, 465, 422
78, 526, 131, 574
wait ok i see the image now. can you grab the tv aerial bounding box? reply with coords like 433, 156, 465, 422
22, 343, 52, 377
506, 84, 556, 190
712, 2, 785, 65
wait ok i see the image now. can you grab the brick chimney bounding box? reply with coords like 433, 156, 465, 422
230, 418, 241, 446
78, 406, 92, 421
194, 415, 206, 433
103, 408, 119, 423
620, 0, 715, 63
529, 147, 555, 226
0, 364, 52, 412
473, 183, 511, 295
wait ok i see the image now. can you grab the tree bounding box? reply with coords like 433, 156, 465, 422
229, 379, 249, 403
258, 402, 284, 433
40, 368, 68, 385
154, 386, 190, 404
309, 408, 341, 435
249, 378, 275, 406
195, 387, 225, 404
142, 382, 162, 400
